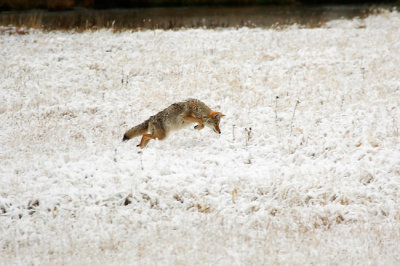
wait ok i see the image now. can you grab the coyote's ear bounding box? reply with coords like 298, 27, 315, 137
209, 112, 225, 119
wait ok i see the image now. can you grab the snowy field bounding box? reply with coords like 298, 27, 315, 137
1, 10, 400, 265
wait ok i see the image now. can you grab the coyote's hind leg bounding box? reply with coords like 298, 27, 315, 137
137, 129, 166, 148
138, 134, 156, 148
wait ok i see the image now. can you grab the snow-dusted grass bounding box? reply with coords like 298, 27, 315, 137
1, 11, 400, 265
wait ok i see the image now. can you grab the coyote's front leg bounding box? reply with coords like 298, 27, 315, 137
183, 116, 204, 130
194, 124, 204, 130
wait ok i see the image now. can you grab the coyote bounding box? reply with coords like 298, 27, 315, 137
123, 98, 225, 148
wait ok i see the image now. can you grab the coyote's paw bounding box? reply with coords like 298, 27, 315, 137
194, 124, 204, 130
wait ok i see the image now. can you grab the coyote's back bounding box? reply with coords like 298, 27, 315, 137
123, 98, 225, 148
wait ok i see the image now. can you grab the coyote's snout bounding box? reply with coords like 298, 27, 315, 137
123, 98, 225, 148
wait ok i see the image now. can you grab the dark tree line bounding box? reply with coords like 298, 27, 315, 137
0, 0, 397, 11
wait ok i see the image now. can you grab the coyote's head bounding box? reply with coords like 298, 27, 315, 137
204, 112, 225, 134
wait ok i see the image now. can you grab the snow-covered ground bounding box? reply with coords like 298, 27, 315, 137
1, 10, 400, 265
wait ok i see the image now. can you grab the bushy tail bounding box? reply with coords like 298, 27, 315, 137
123, 119, 149, 141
